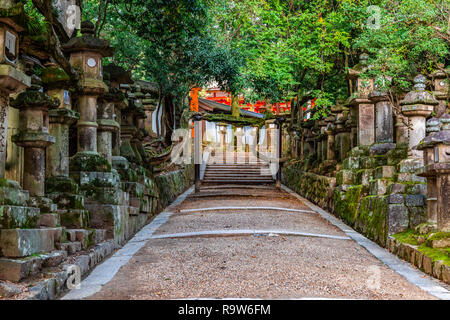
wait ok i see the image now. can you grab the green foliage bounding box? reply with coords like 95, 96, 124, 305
25, 0, 449, 122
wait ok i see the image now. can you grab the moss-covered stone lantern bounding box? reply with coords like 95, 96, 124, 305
131, 86, 149, 164
0, 1, 30, 179
62, 20, 114, 164
103, 64, 132, 160
400, 74, 439, 159
41, 65, 80, 180
417, 114, 450, 232
119, 87, 140, 164
347, 53, 375, 146
369, 76, 395, 153
11, 79, 58, 197
97, 86, 122, 164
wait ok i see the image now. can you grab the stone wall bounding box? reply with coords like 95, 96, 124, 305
283, 145, 428, 248
155, 165, 194, 211
282, 162, 336, 211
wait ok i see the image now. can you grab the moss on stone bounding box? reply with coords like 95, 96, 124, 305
386, 145, 408, 166
418, 245, 450, 266
41, 66, 70, 86
45, 176, 79, 194
428, 232, 450, 241
393, 230, 418, 245
70, 153, 111, 173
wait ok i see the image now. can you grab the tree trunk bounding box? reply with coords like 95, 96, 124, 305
231, 93, 240, 118
164, 95, 175, 146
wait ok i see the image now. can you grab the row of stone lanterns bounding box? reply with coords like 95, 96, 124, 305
295, 58, 448, 231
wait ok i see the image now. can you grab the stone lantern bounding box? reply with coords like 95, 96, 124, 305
417, 114, 450, 232
62, 20, 114, 160
97, 84, 122, 164
347, 53, 375, 146
0, 1, 30, 179
317, 120, 327, 163
417, 118, 441, 224
369, 76, 395, 154
142, 93, 158, 135
130, 85, 148, 163
400, 75, 439, 159
324, 115, 336, 165
103, 64, 132, 160
11, 80, 58, 197
119, 87, 140, 164
42, 65, 80, 180
217, 122, 228, 163
430, 64, 449, 118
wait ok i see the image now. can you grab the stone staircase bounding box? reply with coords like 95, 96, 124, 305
202, 152, 275, 185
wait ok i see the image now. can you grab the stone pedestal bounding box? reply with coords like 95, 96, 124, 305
370, 91, 394, 144
349, 99, 375, 146
11, 84, 57, 197
400, 75, 438, 158
347, 54, 375, 146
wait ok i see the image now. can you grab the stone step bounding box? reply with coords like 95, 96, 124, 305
0, 256, 44, 282
70, 171, 121, 187
0, 228, 62, 258
66, 229, 106, 249
29, 197, 58, 213
0, 250, 65, 282
39, 214, 61, 228
205, 168, 271, 171
202, 179, 275, 184
203, 175, 273, 179
47, 193, 85, 210
58, 241, 82, 255
85, 204, 137, 245
83, 187, 129, 206
58, 209, 90, 229
0, 205, 40, 229
0, 183, 30, 206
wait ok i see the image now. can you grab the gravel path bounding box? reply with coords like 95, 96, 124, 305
83, 185, 440, 300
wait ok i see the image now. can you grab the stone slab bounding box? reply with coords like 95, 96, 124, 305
0, 228, 62, 258
0, 205, 40, 229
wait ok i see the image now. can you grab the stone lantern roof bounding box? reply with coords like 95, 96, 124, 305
41, 65, 71, 89
103, 86, 125, 102
11, 79, 59, 110
417, 114, 450, 150
103, 64, 133, 85
400, 75, 439, 107
62, 21, 114, 57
